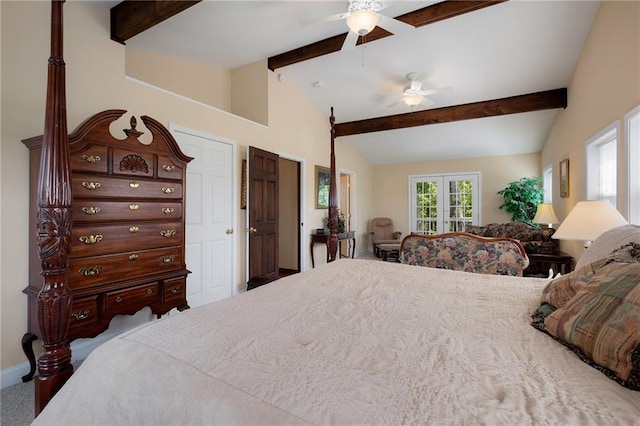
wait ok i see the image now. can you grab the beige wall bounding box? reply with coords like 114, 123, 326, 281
0, 1, 373, 370
369, 153, 541, 247
125, 48, 232, 111
231, 60, 269, 125
541, 1, 640, 261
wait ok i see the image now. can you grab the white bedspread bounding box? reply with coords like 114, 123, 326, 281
33, 259, 640, 425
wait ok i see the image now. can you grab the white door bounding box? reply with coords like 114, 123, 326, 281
172, 126, 235, 307
410, 173, 480, 234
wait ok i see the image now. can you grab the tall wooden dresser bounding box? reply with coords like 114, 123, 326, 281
22, 110, 193, 381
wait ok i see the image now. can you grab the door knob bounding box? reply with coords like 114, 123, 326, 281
246, 227, 257, 233
226, 228, 233, 234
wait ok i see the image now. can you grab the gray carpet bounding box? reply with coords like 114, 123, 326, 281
0, 380, 34, 426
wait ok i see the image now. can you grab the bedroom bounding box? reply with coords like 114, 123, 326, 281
0, 0, 638, 416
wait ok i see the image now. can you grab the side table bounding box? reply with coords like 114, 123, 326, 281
526, 251, 573, 277
310, 231, 356, 268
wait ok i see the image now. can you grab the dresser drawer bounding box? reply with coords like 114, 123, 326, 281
163, 277, 186, 304
72, 176, 183, 199
70, 145, 109, 173
68, 296, 99, 334
68, 247, 184, 289
71, 222, 183, 256
73, 201, 182, 222
105, 282, 159, 315
157, 155, 184, 180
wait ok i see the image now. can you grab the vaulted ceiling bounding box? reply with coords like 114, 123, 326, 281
105, 0, 600, 164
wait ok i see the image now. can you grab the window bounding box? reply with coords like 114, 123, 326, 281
410, 173, 480, 234
627, 106, 640, 224
586, 123, 618, 207
542, 164, 552, 203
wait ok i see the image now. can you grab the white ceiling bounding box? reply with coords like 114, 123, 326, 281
98, 0, 600, 164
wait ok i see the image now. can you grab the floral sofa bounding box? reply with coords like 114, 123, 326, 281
400, 232, 529, 277
464, 222, 557, 254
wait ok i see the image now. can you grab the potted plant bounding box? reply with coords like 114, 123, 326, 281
497, 177, 543, 224
323, 209, 347, 236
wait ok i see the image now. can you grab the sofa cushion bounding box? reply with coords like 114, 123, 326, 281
466, 222, 557, 254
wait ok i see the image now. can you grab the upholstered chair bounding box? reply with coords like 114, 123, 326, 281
370, 217, 402, 257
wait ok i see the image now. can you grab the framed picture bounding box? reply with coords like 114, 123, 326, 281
559, 159, 570, 198
315, 165, 331, 209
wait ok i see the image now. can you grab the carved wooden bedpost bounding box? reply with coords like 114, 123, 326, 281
34, 0, 73, 415
328, 107, 338, 262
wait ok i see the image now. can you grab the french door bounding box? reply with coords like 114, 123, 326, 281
410, 173, 480, 234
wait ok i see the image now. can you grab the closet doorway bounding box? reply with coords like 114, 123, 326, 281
339, 170, 356, 258
278, 157, 301, 277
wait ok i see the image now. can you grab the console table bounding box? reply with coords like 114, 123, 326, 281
526, 251, 573, 277
310, 231, 356, 268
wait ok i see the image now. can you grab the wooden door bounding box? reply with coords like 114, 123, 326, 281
247, 146, 279, 290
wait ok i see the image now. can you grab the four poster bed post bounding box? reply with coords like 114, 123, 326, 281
34, 0, 74, 415
327, 107, 339, 262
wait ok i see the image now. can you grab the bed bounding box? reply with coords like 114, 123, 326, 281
31, 1, 639, 424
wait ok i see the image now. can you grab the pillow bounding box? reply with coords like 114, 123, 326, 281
576, 224, 640, 269
536, 242, 640, 313
541, 262, 640, 390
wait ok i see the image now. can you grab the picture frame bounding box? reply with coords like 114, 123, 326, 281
559, 159, 570, 198
315, 165, 331, 209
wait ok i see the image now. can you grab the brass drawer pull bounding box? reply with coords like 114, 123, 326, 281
81, 181, 101, 190
129, 226, 139, 233
72, 309, 91, 320
170, 286, 181, 294
129, 182, 140, 189
160, 255, 176, 264
163, 164, 175, 172
128, 254, 138, 261
129, 204, 139, 211
162, 187, 175, 194
79, 234, 103, 244
79, 266, 102, 277
146, 288, 153, 295
160, 230, 176, 238
82, 154, 101, 164
115, 296, 123, 303
162, 207, 174, 215
81, 207, 101, 215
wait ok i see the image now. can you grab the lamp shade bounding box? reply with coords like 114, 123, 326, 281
532, 203, 559, 226
552, 200, 628, 242
346, 10, 379, 36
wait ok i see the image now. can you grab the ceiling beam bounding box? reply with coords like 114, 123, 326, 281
267, 0, 507, 71
110, 0, 201, 44
334, 88, 567, 137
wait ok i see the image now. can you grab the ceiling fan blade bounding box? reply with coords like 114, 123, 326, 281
300, 13, 346, 27
341, 30, 359, 51
377, 15, 415, 35
419, 86, 453, 96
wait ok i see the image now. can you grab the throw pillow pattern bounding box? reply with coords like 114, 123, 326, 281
532, 243, 640, 390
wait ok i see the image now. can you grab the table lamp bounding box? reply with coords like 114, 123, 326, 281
532, 203, 559, 228
552, 199, 628, 246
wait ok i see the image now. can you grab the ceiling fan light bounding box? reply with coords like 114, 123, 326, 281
346, 10, 379, 36
404, 95, 422, 107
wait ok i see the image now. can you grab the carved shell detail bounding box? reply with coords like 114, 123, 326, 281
119, 154, 149, 174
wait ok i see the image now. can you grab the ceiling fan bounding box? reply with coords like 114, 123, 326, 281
304, 1, 415, 51
388, 72, 448, 108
